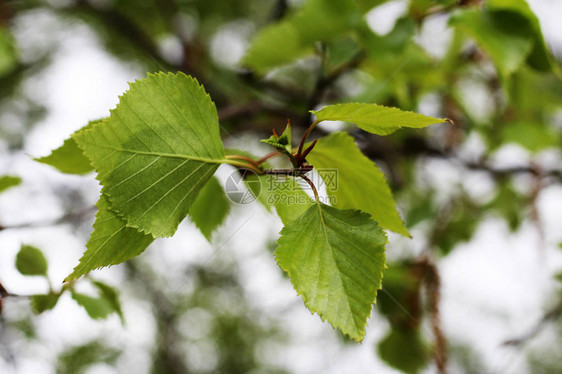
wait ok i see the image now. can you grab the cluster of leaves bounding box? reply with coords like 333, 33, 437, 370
36, 71, 447, 340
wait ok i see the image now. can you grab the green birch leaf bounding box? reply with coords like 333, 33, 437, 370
189, 176, 231, 241
276, 203, 387, 341
71, 291, 114, 320
0, 175, 22, 193
306, 132, 409, 236
30, 293, 61, 314
312, 103, 448, 135
35, 120, 101, 175
449, 9, 534, 77
73, 72, 225, 238
92, 281, 124, 324
65, 195, 154, 282
16, 245, 48, 276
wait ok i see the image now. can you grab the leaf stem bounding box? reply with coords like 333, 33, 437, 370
297, 119, 320, 160
222, 158, 264, 175
257, 151, 281, 165
300, 173, 320, 202
225, 154, 261, 169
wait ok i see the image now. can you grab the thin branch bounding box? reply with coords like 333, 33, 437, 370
503, 299, 562, 346
0, 206, 96, 232
419, 256, 448, 374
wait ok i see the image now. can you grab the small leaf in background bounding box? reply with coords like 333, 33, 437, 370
357, 17, 415, 59
487, 181, 528, 232
65, 195, 154, 282
501, 121, 558, 153
377, 328, 430, 374
30, 293, 61, 314
405, 192, 436, 229
73, 72, 225, 238
92, 281, 124, 324
324, 36, 362, 75
57, 340, 120, 374
276, 203, 387, 341
189, 176, 231, 241
312, 103, 448, 135
0, 175, 22, 194
306, 132, 409, 236
435, 196, 481, 256
16, 245, 48, 276
0, 28, 17, 77
35, 120, 101, 175
242, 22, 306, 74
487, 0, 559, 74
242, 0, 360, 73
449, 9, 534, 78
71, 291, 114, 320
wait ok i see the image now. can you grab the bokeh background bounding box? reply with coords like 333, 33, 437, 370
1, 0, 562, 373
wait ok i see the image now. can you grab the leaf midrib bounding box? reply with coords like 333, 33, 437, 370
316, 202, 361, 332
79, 141, 226, 165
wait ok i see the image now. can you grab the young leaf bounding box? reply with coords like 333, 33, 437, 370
276, 203, 387, 341
306, 132, 409, 236
312, 103, 448, 135
73, 72, 225, 237
35, 120, 101, 175
16, 244, 48, 276
0, 175, 22, 193
92, 281, 124, 324
189, 176, 231, 241
30, 293, 61, 314
71, 291, 114, 320
65, 195, 154, 282
260, 121, 293, 155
